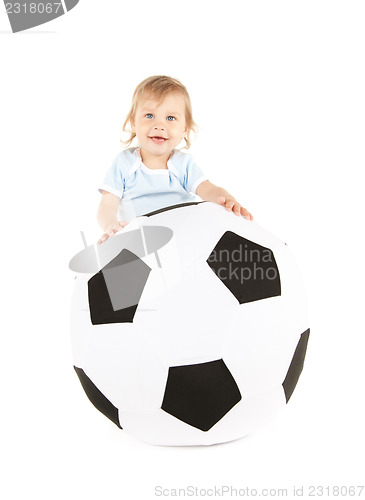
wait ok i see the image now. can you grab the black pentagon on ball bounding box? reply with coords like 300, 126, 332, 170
143, 200, 205, 217
161, 359, 242, 431
282, 329, 310, 402
207, 231, 281, 304
74, 366, 122, 429
88, 248, 151, 325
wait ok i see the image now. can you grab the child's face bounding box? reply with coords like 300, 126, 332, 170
131, 92, 188, 157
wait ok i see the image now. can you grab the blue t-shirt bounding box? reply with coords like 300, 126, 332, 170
99, 147, 208, 221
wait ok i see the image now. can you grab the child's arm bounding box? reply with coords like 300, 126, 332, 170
196, 180, 253, 220
97, 191, 129, 244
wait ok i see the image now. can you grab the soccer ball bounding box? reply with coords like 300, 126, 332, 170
69, 201, 309, 446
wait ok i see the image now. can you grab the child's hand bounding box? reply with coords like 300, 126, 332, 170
217, 196, 254, 221
97, 221, 129, 245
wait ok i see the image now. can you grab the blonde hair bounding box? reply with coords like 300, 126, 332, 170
121, 75, 198, 150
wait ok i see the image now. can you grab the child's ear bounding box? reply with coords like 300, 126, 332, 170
130, 117, 136, 132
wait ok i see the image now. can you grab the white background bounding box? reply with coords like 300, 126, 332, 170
1, 1, 364, 499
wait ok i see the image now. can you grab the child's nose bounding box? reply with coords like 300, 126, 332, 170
154, 119, 165, 130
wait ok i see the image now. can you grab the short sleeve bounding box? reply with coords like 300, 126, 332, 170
181, 154, 208, 194
98, 153, 125, 198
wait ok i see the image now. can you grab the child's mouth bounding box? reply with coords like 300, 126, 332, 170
149, 136, 168, 144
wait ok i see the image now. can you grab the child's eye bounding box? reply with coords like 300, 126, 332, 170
167, 116, 176, 121
145, 113, 154, 119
